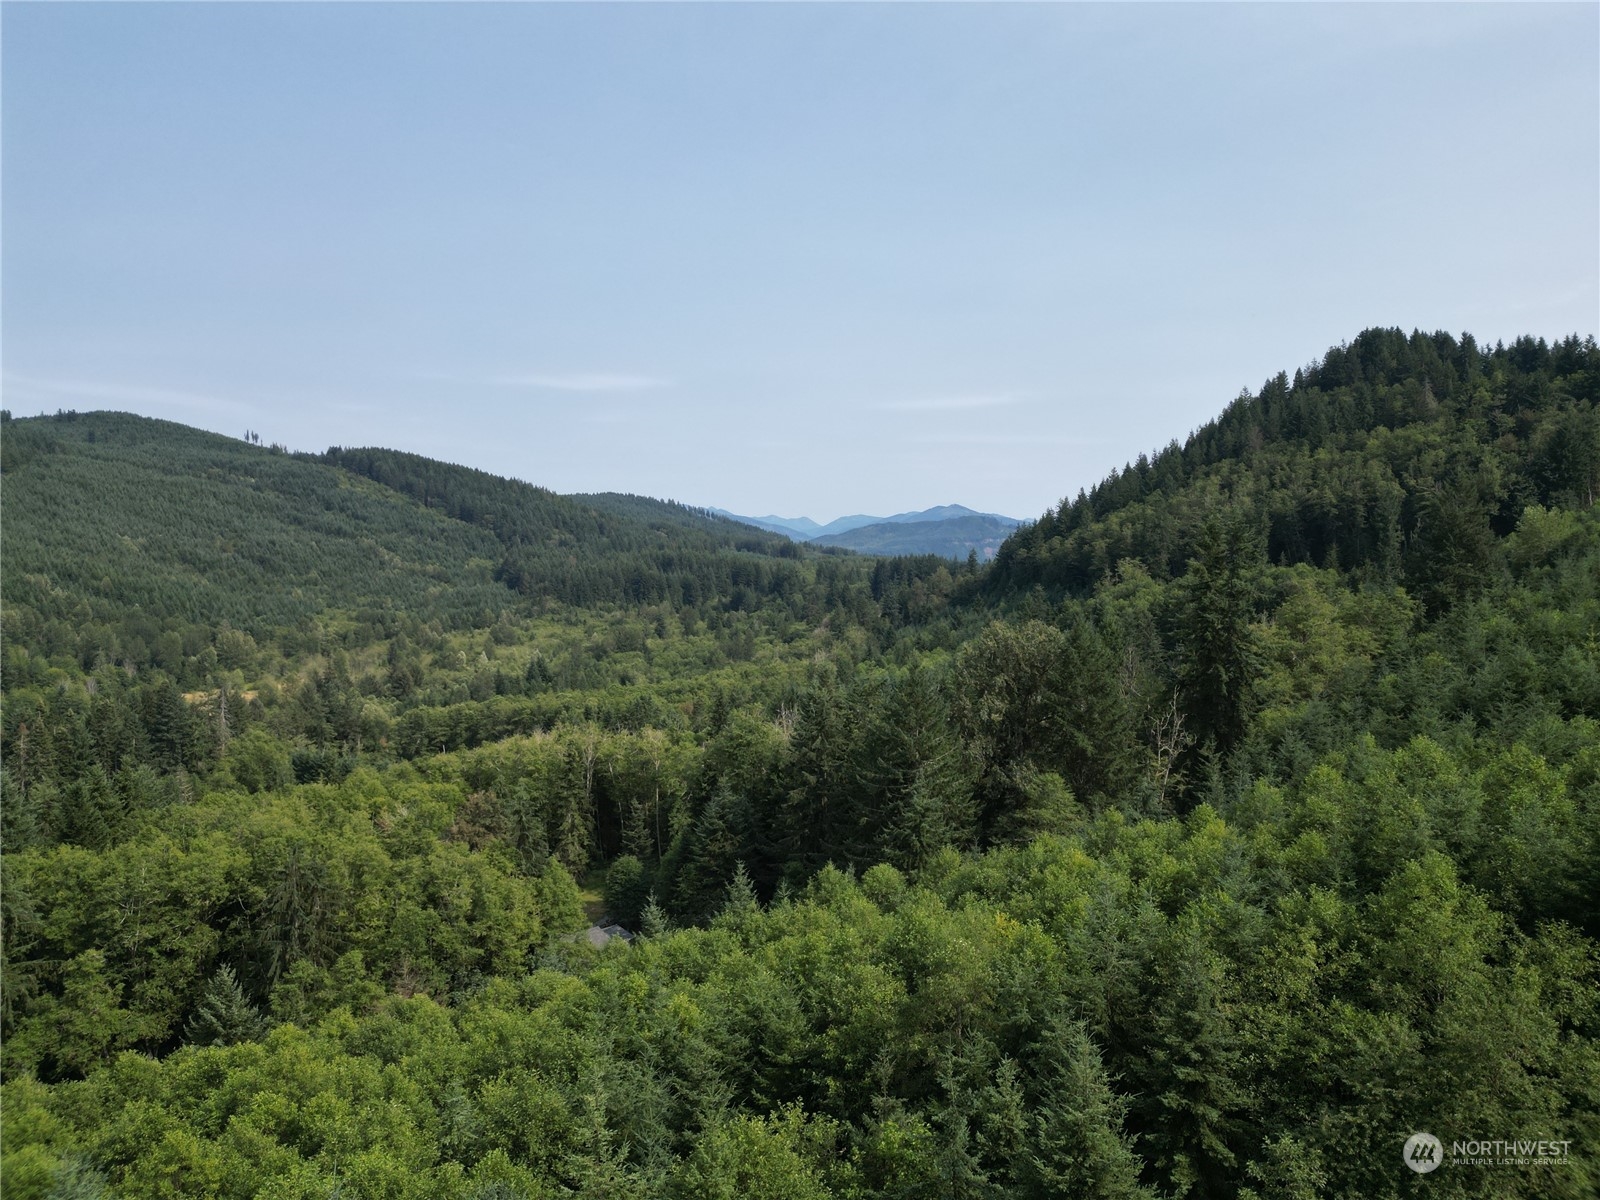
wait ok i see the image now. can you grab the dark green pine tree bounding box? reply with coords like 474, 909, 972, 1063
931, 1091, 995, 1200
183, 964, 266, 1047
59, 766, 129, 851
859, 666, 977, 870
638, 891, 671, 939
0, 870, 43, 1029
522, 650, 554, 695
0, 768, 47, 855
43, 690, 94, 789
1407, 475, 1498, 615
502, 779, 553, 877
712, 861, 763, 934
1121, 931, 1247, 1200
1047, 617, 1142, 809
1020, 1014, 1151, 1200
86, 693, 143, 777
675, 789, 750, 923
386, 635, 425, 698
777, 670, 858, 880
603, 854, 650, 928
1176, 515, 1263, 761
1533, 402, 1599, 508
142, 679, 201, 773
259, 844, 337, 984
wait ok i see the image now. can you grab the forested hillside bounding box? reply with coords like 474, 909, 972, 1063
3, 328, 1598, 1200
320, 447, 811, 609
993, 328, 1598, 601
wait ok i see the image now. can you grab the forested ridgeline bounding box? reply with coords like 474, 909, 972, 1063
319, 447, 828, 610
991, 328, 1599, 606
1, 412, 960, 662
2, 329, 1599, 1199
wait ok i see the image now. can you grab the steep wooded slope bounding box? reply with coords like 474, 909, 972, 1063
989, 329, 1599, 607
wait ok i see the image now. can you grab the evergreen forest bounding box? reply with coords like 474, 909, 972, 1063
2, 326, 1598, 1199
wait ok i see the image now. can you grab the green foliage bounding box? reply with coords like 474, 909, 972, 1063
2, 777, 1596, 1198
221, 729, 294, 794
667, 1110, 833, 1200
604, 854, 650, 928
2, 413, 511, 644
4, 328, 1599, 1200
1176, 515, 1264, 759
181, 964, 265, 1047
951, 619, 1139, 835
991, 329, 1598, 597
1019, 1014, 1149, 1199
639, 892, 672, 939
325, 447, 817, 611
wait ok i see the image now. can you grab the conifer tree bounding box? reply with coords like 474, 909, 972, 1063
1021, 1015, 1150, 1200
639, 891, 671, 939
604, 854, 649, 928
1048, 617, 1141, 808
54, 766, 123, 851
677, 789, 749, 922
860, 666, 977, 869
1176, 515, 1262, 761
1407, 475, 1498, 614
183, 964, 266, 1047
779, 669, 856, 878
714, 861, 763, 934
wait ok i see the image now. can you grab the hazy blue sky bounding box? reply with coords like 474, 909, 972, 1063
4, 3, 1596, 521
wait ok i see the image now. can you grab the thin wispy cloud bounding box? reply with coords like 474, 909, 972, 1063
492, 372, 669, 393
875, 393, 1029, 412
2, 373, 256, 417
910, 432, 1109, 447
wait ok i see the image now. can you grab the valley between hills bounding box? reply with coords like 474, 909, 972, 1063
2, 327, 1597, 1200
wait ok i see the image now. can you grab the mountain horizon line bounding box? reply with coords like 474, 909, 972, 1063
710, 503, 1022, 541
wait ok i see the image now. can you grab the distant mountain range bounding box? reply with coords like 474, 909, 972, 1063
711, 504, 1022, 561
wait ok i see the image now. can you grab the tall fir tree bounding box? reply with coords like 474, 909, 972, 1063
1176, 515, 1263, 762
183, 964, 266, 1047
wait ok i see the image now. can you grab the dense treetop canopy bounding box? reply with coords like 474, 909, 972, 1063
2, 327, 1597, 1200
